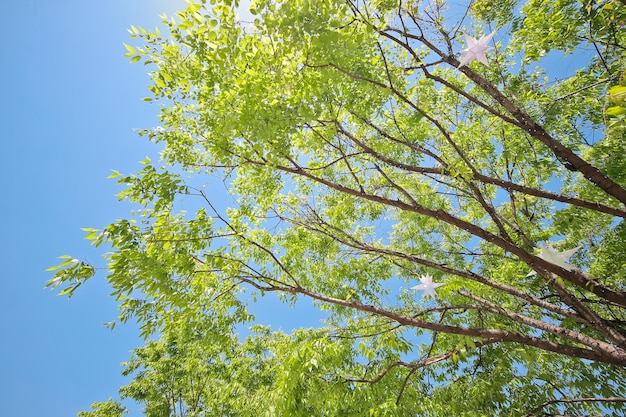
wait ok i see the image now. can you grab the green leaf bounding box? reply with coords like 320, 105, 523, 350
45, 256, 77, 272
607, 85, 626, 106
606, 105, 626, 116
123, 43, 136, 54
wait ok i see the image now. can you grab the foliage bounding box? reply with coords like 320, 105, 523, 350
77, 400, 126, 417
49, 0, 626, 415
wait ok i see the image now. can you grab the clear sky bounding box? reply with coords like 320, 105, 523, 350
1, 1, 185, 416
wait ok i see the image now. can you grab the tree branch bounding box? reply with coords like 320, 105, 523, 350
524, 397, 626, 417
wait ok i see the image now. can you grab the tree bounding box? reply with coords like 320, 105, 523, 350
78, 400, 127, 417
48, 0, 626, 415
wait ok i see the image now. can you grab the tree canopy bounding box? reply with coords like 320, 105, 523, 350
49, 0, 626, 415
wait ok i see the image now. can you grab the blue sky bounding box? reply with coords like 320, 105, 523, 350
2, 1, 186, 416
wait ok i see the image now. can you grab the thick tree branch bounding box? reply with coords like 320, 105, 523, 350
284, 209, 587, 326
248, 278, 626, 365
378, 20, 626, 206
524, 397, 626, 417
273, 159, 626, 307
451, 59, 626, 206
334, 118, 625, 218
459, 290, 625, 355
